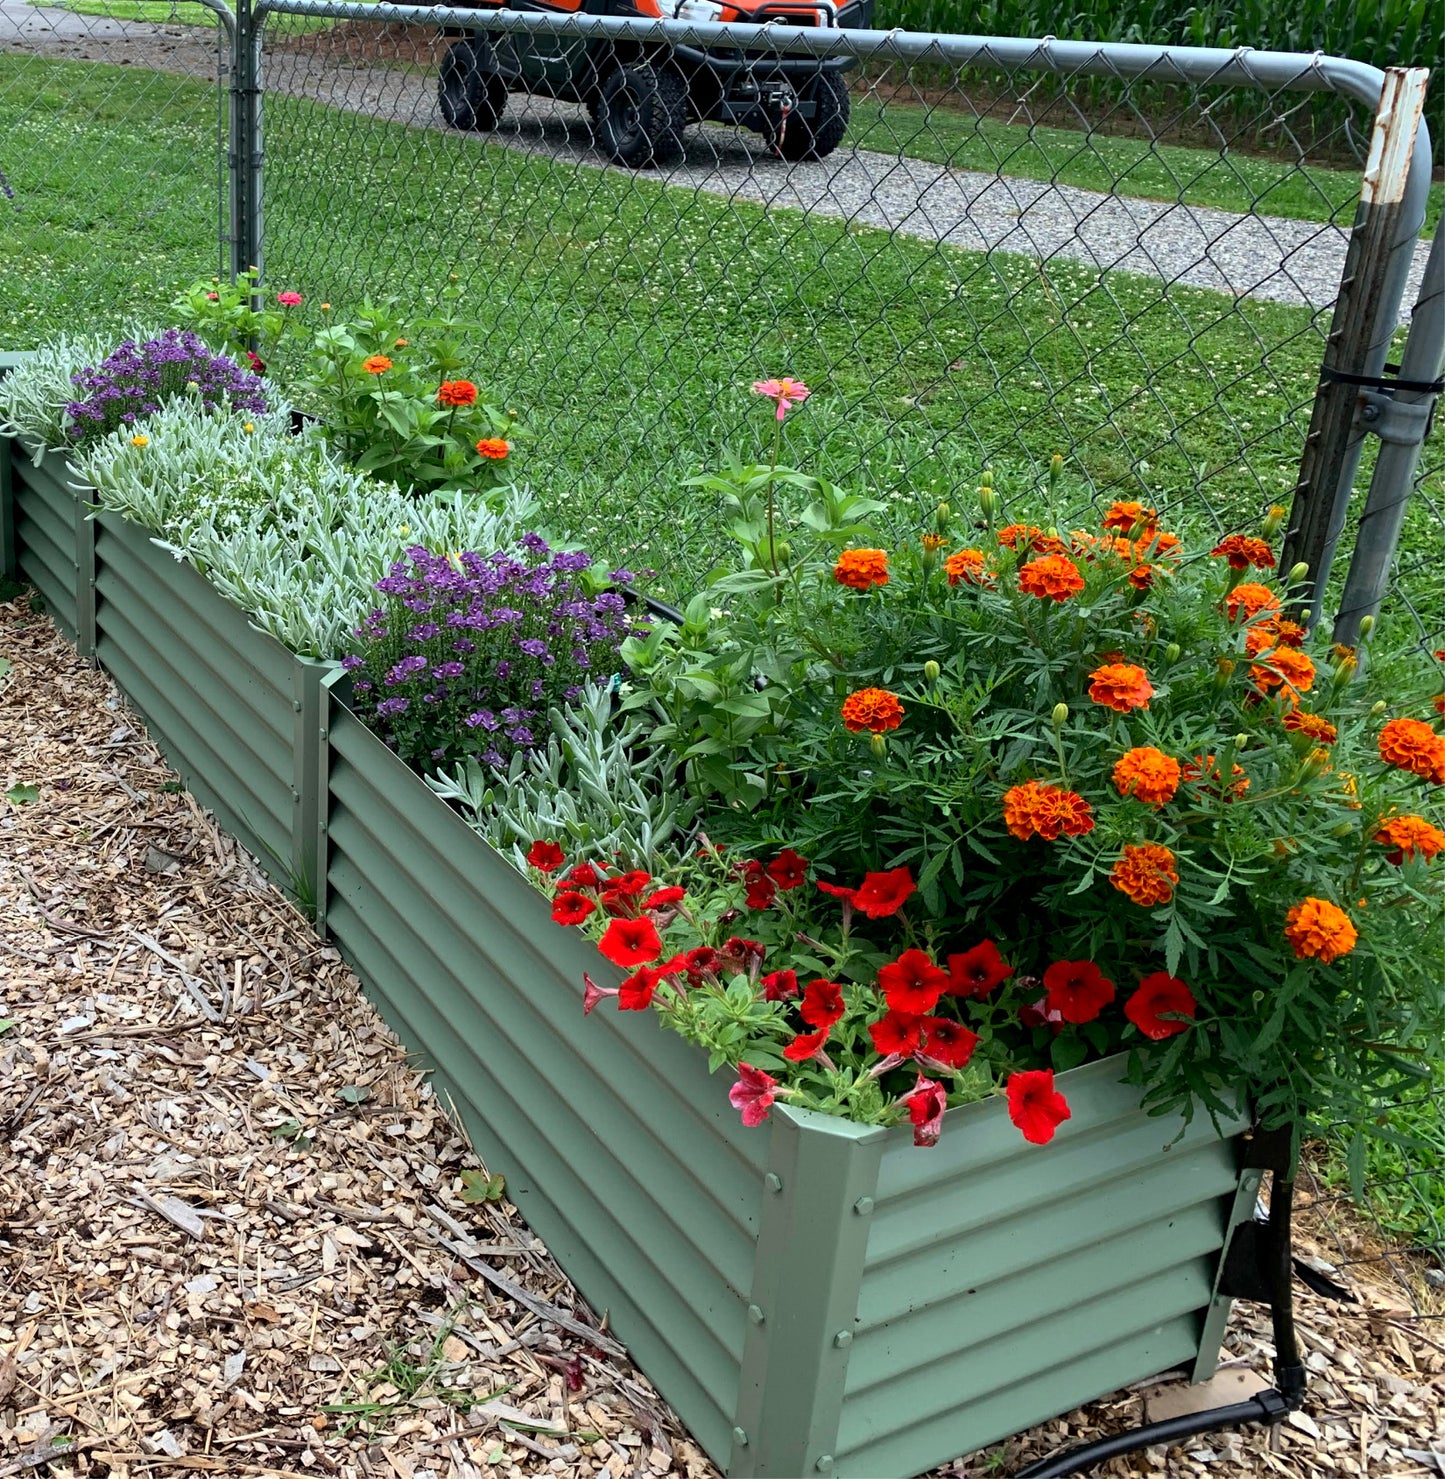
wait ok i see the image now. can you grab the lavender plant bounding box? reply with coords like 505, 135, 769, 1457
343, 539, 647, 771
65, 329, 268, 446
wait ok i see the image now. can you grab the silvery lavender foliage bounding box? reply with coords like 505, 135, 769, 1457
65, 329, 268, 446
345, 537, 648, 772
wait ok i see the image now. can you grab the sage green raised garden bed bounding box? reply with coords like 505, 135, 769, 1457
0, 426, 1262, 1479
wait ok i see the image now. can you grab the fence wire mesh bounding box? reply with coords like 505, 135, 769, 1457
0, 0, 1441, 1321
0, 0, 232, 335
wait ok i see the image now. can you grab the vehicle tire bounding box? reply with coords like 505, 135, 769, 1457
438, 40, 508, 132
589, 62, 688, 169
774, 69, 850, 162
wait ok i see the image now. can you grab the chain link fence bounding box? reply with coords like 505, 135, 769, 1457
1, 0, 1442, 1318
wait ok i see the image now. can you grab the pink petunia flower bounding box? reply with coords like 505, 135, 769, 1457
729, 1063, 779, 1127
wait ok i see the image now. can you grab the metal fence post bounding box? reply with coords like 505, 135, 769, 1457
1332, 228, 1445, 648
1281, 67, 1432, 626
230, 0, 264, 285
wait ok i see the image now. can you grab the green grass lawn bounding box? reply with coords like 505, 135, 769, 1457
0, 49, 1442, 1254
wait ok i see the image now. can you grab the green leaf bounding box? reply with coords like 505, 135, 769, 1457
0, 1018, 15, 1035
336, 1084, 371, 1106
459, 1169, 506, 1204
0, 655, 11, 684
5, 783, 39, 806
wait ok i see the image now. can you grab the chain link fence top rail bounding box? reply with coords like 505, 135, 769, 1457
239, 5, 1438, 605
0, 0, 233, 335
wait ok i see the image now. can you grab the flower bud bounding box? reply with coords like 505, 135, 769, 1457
1286, 561, 1310, 586
979, 467, 994, 489
1051, 702, 1069, 728
1049, 452, 1064, 482
978, 486, 998, 522
923, 660, 941, 683
1331, 821, 1355, 836
1261, 504, 1286, 538
1214, 657, 1236, 687
935, 501, 951, 530
870, 732, 887, 758
1234, 734, 1249, 751
1163, 642, 1181, 664
1370, 700, 1387, 716
1358, 614, 1374, 638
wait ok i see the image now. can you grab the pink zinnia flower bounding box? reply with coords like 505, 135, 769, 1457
276, 290, 303, 306
729, 1063, 779, 1127
751, 376, 811, 421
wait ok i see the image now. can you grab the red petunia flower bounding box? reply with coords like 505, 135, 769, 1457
597, 917, 663, 969
526, 839, 565, 873
551, 890, 595, 927
905, 1074, 948, 1148
766, 848, 810, 891
1124, 972, 1198, 1040
817, 879, 860, 907
869, 1010, 926, 1057
684, 946, 722, 984
878, 949, 949, 1015
607, 869, 653, 899
783, 1027, 831, 1063
743, 860, 778, 911
919, 1017, 980, 1070
1042, 959, 1117, 1024
566, 862, 604, 889
800, 978, 845, 1028
762, 968, 800, 1002
642, 885, 687, 911
1019, 996, 1064, 1032
718, 937, 766, 976
946, 940, 1014, 998
618, 966, 660, 1011
854, 866, 916, 919
1007, 1069, 1073, 1145
729, 1064, 778, 1127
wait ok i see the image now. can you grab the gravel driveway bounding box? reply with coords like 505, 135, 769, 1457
0, 1, 1432, 313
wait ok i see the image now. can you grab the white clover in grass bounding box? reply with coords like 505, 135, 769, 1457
428, 683, 697, 875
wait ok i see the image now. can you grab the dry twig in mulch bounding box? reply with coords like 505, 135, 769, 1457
1, 587, 1442, 1479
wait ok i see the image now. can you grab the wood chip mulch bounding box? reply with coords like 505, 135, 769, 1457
2, 586, 1442, 1479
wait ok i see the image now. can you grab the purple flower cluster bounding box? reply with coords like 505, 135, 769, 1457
65, 329, 269, 445
344, 537, 646, 772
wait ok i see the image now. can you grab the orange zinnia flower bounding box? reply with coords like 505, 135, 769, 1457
841, 688, 904, 734
1375, 814, 1445, 864
1284, 897, 1357, 963
998, 523, 1065, 555
1101, 501, 1156, 535
1088, 661, 1153, 713
437, 379, 479, 407
1250, 647, 1315, 698
1283, 708, 1337, 745
475, 437, 510, 460
1018, 554, 1085, 602
1378, 717, 1445, 785
362, 354, 393, 374
1110, 844, 1179, 907
1113, 747, 1182, 807
1211, 534, 1276, 571
834, 548, 890, 591
1224, 582, 1281, 622
944, 548, 990, 586
1002, 781, 1095, 841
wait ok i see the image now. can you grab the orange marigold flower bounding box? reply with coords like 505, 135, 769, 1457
1127, 562, 1157, 591
1113, 747, 1182, 807
475, 437, 510, 460
1183, 754, 1249, 799
1378, 717, 1445, 785
362, 355, 393, 374
1434, 692, 1445, 717
834, 548, 890, 591
1088, 661, 1153, 713
1225, 582, 1280, 622
944, 548, 991, 587
1137, 529, 1181, 560
1110, 844, 1179, 907
1375, 814, 1445, 864
841, 687, 904, 734
1018, 554, 1085, 602
1102, 501, 1157, 535
1269, 618, 1307, 648
437, 379, 479, 407
1283, 708, 1338, 745
1002, 781, 1095, 842
998, 523, 1065, 555
921, 532, 947, 553
1250, 647, 1316, 698
1284, 897, 1357, 963
1211, 534, 1276, 571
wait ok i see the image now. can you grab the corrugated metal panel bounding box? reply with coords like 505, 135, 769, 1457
324, 704, 768, 1470
832, 1060, 1246, 1476
12, 451, 79, 641
92, 515, 296, 870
